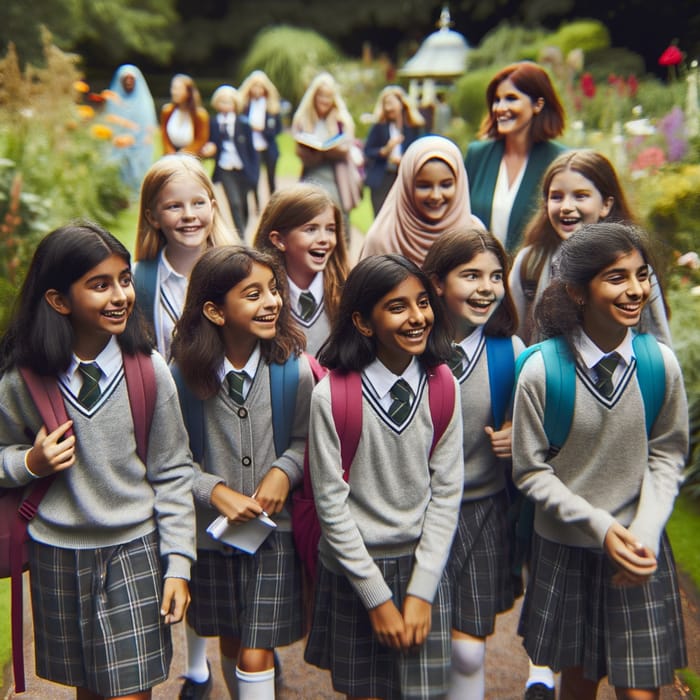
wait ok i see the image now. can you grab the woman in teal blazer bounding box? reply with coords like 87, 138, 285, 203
465, 62, 566, 254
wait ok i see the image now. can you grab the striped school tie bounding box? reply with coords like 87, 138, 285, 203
594, 353, 619, 398
388, 379, 413, 425
298, 291, 317, 321
77, 363, 102, 409
227, 370, 247, 404
447, 344, 468, 378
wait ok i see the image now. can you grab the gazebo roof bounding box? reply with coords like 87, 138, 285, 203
398, 7, 469, 79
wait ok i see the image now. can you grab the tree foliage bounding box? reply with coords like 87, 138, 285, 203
0, 0, 177, 67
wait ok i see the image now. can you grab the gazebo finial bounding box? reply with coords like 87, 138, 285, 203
437, 5, 453, 31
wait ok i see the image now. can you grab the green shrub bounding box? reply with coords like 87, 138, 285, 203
545, 20, 610, 57
584, 47, 646, 84
466, 22, 546, 69
449, 68, 494, 133
237, 26, 341, 106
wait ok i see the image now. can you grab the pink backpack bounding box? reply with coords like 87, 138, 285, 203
292, 363, 456, 581
0, 354, 156, 694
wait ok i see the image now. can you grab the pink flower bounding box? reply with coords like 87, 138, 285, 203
659, 45, 683, 66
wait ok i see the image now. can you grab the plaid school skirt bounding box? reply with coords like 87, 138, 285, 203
188, 530, 304, 649
519, 531, 687, 688
305, 555, 452, 700
448, 490, 514, 636
29, 531, 171, 696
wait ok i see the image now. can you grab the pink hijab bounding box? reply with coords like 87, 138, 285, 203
360, 135, 481, 266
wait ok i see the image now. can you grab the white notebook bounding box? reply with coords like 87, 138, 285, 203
206, 512, 277, 554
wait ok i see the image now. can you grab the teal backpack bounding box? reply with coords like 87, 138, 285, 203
513, 333, 666, 450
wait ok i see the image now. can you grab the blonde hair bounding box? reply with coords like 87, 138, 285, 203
210, 84, 240, 113
252, 183, 349, 322
372, 85, 425, 127
292, 72, 354, 138
239, 70, 281, 114
135, 154, 238, 261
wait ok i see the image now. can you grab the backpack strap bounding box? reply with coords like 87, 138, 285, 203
299, 355, 329, 499
122, 352, 156, 465
171, 364, 204, 463
13, 368, 71, 693
329, 370, 363, 475
514, 337, 575, 450
427, 364, 456, 455
133, 259, 159, 329
269, 355, 300, 457
632, 333, 666, 434
485, 336, 515, 428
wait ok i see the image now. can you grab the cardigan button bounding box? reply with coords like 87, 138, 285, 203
241, 456, 252, 467
237, 407, 248, 418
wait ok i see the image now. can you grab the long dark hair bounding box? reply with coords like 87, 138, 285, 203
423, 227, 518, 338
171, 245, 306, 399
318, 254, 452, 371
0, 221, 152, 376
536, 222, 653, 348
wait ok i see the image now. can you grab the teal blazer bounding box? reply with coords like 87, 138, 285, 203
465, 139, 566, 252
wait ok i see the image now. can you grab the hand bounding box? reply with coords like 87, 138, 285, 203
199, 141, 217, 158
367, 599, 406, 650
484, 421, 512, 459
161, 577, 190, 624
604, 522, 657, 584
211, 483, 263, 523
402, 595, 432, 648
26, 421, 76, 477
253, 467, 290, 516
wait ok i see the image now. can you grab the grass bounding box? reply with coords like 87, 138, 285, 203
667, 493, 700, 590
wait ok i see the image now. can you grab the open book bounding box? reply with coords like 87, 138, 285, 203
294, 131, 347, 151
206, 512, 277, 554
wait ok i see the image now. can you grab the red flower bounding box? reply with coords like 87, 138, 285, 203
88, 92, 105, 103
581, 72, 596, 98
659, 45, 683, 66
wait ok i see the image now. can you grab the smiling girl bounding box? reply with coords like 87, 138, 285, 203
512, 223, 688, 700
510, 150, 671, 346
424, 228, 523, 700
170, 246, 313, 700
133, 154, 237, 361
361, 135, 483, 267
252, 183, 349, 356
0, 222, 195, 700
304, 254, 463, 699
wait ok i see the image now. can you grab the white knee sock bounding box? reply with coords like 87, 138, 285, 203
526, 660, 555, 689
447, 637, 486, 700
184, 624, 210, 682
236, 666, 275, 700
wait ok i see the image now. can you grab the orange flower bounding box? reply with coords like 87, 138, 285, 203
77, 105, 95, 120
73, 80, 90, 93
114, 134, 136, 148
90, 124, 113, 140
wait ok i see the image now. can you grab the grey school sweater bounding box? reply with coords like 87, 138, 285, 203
0, 352, 196, 580
308, 370, 464, 610
455, 334, 525, 500
512, 342, 688, 556
292, 305, 330, 358
192, 353, 314, 550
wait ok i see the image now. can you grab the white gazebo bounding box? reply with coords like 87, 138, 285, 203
398, 6, 469, 108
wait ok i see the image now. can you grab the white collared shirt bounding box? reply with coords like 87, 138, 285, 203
217, 343, 261, 401
490, 157, 527, 244
217, 112, 244, 171
288, 271, 324, 317
62, 335, 122, 395
363, 356, 422, 412
575, 328, 635, 386
249, 97, 268, 151
156, 249, 188, 359
454, 326, 484, 370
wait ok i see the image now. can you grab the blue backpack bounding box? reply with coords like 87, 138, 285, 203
513, 333, 666, 449
484, 336, 516, 428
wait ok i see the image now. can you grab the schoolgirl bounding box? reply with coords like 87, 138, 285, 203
170, 246, 314, 699
423, 228, 524, 700
360, 135, 483, 267
511, 149, 671, 346
305, 254, 464, 699
160, 73, 210, 156
239, 69, 283, 206
512, 223, 688, 700
252, 182, 349, 356
0, 222, 195, 699
133, 153, 237, 360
